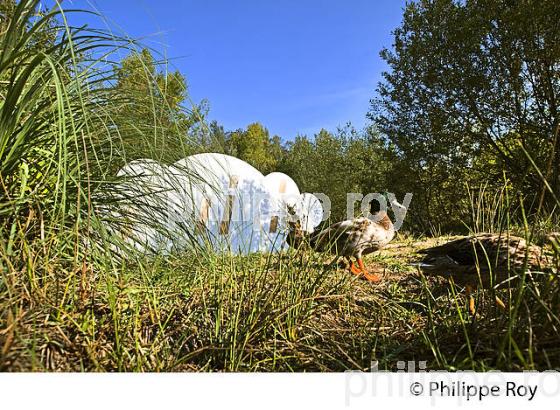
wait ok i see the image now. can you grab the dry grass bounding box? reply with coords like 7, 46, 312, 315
2, 233, 558, 372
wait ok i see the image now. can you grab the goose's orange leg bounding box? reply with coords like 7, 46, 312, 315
466, 286, 505, 314
466, 285, 476, 315
358, 258, 381, 283
495, 296, 506, 310
349, 261, 362, 276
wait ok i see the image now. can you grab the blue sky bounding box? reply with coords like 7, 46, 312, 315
63, 0, 407, 139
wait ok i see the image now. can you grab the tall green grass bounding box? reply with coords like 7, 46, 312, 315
0, 0, 202, 369
417, 177, 560, 370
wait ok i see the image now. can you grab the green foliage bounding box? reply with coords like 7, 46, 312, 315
370, 0, 560, 231
195, 121, 284, 175
0, 0, 99, 224
227, 122, 279, 174
279, 125, 392, 221
0, 0, 205, 292
111, 48, 206, 163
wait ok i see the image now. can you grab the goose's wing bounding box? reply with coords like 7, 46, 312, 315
310, 219, 366, 253
418, 236, 482, 265
418, 234, 546, 275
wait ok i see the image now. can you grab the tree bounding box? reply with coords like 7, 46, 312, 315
370, 0, 560, 230
226, 122, 279, 174
279, 126, 392, 222
198, 120, 227, 154
111, 48, 205, 162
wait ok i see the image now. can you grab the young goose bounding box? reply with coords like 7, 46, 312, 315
417, 233, 553, 314
292, 198, 407, 282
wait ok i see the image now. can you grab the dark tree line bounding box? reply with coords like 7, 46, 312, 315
369, 0, 560, 230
